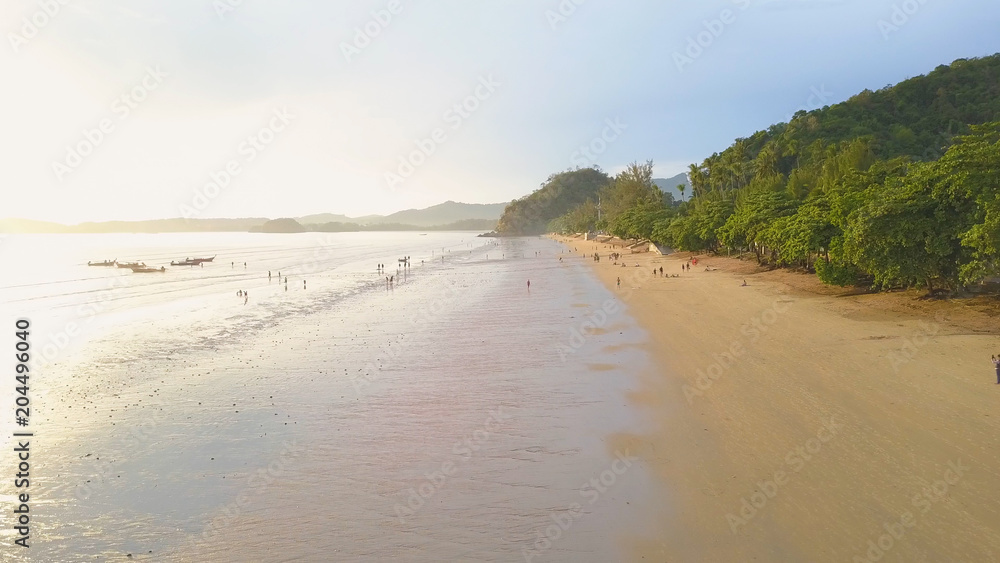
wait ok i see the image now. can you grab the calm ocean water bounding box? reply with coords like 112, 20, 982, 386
0, 232, 654, 562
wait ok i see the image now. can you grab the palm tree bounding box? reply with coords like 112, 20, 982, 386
687, 163, 708, 198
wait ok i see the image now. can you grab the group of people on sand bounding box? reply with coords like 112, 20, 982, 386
649, 266, 681, 278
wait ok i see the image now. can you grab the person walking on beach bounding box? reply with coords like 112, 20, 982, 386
617, 277, 621, 289
268, 271, 271, 281
993, 355, 1000, 384
527, 279, 531, 291
659, 266, 663, 277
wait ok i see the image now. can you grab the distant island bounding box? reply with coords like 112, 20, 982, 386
257, 218, 308, 233
0, 201, 505, 234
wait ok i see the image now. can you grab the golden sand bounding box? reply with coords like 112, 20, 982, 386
556, 235, 1000, 562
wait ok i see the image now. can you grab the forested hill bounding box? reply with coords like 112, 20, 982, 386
495, 168, 610, 235
686, 54, 1000, 197
546, 53, 1000, 293
653, 173, 691, 201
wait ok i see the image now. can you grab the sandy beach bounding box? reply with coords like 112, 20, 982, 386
556, 235, 1000, 562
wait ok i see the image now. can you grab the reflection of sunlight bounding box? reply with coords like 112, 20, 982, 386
0, 232, 651, 560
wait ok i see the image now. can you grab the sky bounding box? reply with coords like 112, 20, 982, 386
1, 0, 999, 224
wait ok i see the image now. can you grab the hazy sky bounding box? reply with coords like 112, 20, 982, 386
2, 0, 999, 223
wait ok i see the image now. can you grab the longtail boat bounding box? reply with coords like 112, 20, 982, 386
171, 255, 215, 266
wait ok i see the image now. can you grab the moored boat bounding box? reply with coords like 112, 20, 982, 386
117, 261, 145, 269
171, 255, 215, 266
130, 266, 166, 273
88, 259, 117, 267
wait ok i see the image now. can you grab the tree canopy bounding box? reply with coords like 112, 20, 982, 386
495, 168, 610, 235
514, 54, 1000, 293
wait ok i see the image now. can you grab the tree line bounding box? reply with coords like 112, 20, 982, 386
543, 54, 1000, 293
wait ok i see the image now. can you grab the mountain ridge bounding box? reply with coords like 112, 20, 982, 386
0, 201, 507, 233
297, 201, 507, 228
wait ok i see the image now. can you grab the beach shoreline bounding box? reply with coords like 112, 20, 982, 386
0, 233, 660, 561
553, 234, 1000, 562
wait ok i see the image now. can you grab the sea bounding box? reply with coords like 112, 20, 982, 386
0, 232, 655, 562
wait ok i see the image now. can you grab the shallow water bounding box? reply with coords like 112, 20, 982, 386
0, 232, 653, 561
